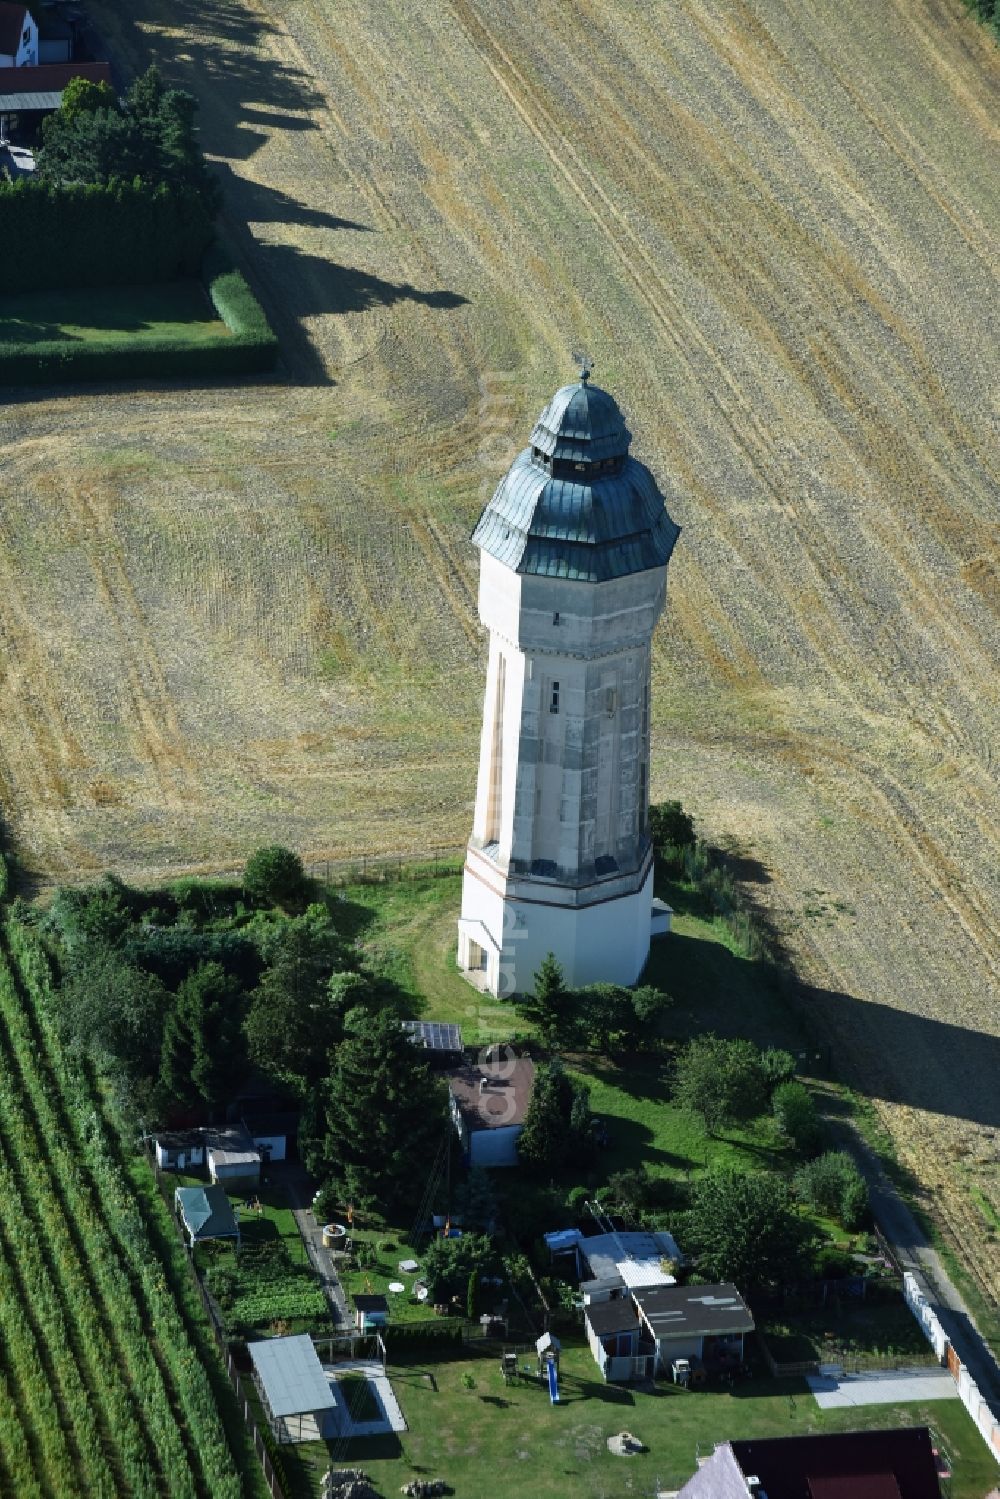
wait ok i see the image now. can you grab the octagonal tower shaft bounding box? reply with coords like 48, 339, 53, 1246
457, 376, 679, 998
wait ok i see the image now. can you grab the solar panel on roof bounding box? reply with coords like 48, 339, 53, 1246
402, 1021, 462, 1051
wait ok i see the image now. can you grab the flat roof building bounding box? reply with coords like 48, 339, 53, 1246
248, 1336, 339, 1444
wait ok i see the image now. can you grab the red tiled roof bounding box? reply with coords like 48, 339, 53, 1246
728, 1429, 941, 1499
809, 1474, 902, 1499
0, 4, 28, 59
0, 60, 112, 95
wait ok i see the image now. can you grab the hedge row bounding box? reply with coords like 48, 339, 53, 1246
0, 178, 214, 293
383, 1320, 464, 1350
0, 246, 278, 387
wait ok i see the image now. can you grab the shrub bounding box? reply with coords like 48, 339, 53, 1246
0, 852, 9, 902
383, 1320, 463, 1350
650, 800, 696, 864
817, 1248, 855, 1280
203, 245, 275, 352
243, 846, 307, 906
761, 1048, 797, 1091
772, 1080, 822, 1155
565, 1185, 590, 1218
672, 1034, 767, 1134
794, 1152, 869, 1230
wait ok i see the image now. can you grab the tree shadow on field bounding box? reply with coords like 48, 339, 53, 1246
643, 930, 1000, 1131
214, 164, 371, 235
226, 236, 468, 384
102, 0, 323, 162
797, 979, 1000, 1130
256, 243, 468, 318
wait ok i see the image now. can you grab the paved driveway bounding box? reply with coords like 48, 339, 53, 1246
807, 1367, 959, 1409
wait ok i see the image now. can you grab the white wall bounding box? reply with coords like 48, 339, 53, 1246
902, 1271, 948, 1362
903, 1268, 1000, 1466
1, 11, 38, 66
250, 1133, 287, 1164
652, 1334, 707, 1373
460, 852, 653, 995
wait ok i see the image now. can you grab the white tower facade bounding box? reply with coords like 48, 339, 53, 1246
457, 373, 680, 997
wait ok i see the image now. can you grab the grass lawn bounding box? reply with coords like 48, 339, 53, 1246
568, 1051, 794, 1184
336, 1222, 439, 1326
328, 865, 812, 1055
330, 873, 520, 1044
277, 1339, 996, 1498
0, 280, 231, 346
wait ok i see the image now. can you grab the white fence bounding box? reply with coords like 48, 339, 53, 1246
903, 1270, 1000, 1468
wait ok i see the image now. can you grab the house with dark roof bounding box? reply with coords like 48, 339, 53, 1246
0, 3, 36, 67
447, 1054, 535, 1167
677, 1427, 943, 1498
584, 1281, 753, 1384
0, 60, 112, 140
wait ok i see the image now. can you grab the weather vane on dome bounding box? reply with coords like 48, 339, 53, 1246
571, 348, 594, 384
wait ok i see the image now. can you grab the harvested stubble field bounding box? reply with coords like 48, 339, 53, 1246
0, 0, 998, 1314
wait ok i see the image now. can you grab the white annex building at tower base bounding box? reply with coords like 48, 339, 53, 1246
457, 371, 680, 997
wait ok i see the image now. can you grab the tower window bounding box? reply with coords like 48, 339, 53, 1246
552, 611, 560, 626
605, 687, 616, 717
550, 682, 560, 714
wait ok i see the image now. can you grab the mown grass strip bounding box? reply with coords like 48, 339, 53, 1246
0, 244, 278, 387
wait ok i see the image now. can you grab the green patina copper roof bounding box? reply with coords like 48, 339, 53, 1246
472, 376, 680, 582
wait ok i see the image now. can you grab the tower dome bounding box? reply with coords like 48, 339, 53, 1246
471, 375, 679, 583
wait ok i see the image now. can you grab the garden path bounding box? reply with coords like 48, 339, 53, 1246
277, 1162, 351, 1329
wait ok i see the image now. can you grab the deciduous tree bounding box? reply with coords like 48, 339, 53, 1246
672, 1034, 766, 1135
243, 845, 307, 907
681, 1168, 816, 1288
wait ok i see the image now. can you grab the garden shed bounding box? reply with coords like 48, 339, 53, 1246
353, 1294, 389, 1332
154, 1130, 206, 1173
447, 1055, 535, 1167
174, 1184, 240, 1249
243, 1112, 297, 1164
248, 1335, 339, 1444
205, 1127, 261, 1192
